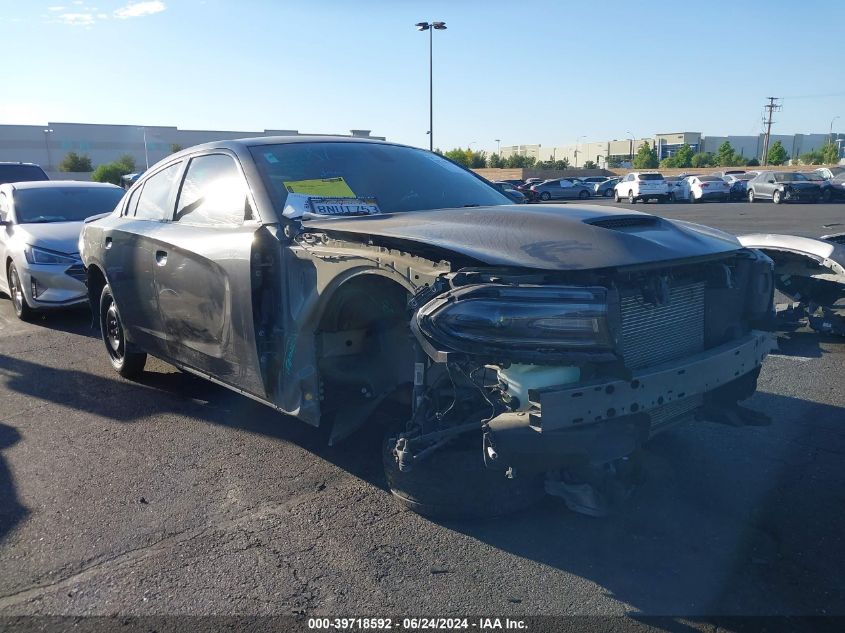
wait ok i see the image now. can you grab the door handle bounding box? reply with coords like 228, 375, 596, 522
155, 250, 168, 266
104, 237, 112, 250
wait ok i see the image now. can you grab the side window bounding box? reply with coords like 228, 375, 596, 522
560, 180, 572, 188
0, 192, 9, 221
174, 154, 248, 225
124, 184, 142, 217
135, 162, 182, 220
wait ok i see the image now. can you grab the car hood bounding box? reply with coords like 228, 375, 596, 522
303, 204, 742, 271
13, 221, 84, 254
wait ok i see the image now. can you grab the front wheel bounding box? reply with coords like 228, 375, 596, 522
614, 190, 621, 202
604, 188, 614, 197
689, 192, 697, 204
628, 191, 636, 204
100, 284, 147, 379
773, 190, 783, 205
578, 190, 590, 200
7, 263, 34, 321
748, 189, 756, 203
822, 189, 832, 203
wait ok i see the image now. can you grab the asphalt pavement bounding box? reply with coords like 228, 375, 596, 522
1, 200, 843, 621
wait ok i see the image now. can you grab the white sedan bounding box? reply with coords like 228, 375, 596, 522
688, 175, 731, 203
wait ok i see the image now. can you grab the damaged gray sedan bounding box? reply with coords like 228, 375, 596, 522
80, 137, 777, 517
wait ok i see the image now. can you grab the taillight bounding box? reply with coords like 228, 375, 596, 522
700, 183, 709, 188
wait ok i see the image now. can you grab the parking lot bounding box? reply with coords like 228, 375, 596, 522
1, 200, 844, 619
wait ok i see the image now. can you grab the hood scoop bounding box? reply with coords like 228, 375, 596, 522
587, 216, 660, 231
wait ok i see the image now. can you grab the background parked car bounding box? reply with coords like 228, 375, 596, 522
492, 181, 527, 203
665, 176, 691, 202
803, 171, 845, 202
747, 171, 822, 204
722, 174, 754, 201
0, 181, 125, 320
578, 176, 609, 186
688, 175, 731, 203
613, 172, 669, 203
531, 178, 593, 201
594, 177, 621, 197
0, 162, 49, 185
813, 166, 845, 180
516, 179, 542, 202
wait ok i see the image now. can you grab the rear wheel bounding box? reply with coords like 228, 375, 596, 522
628, 190, 636, 204
689, 191, 697, 204
748, 189, 756, 203
7, 263, 33, 321
822, 189, 832, 203
540, 191, 551, 201
578, 190, 590, 200
604, 188, 614, 197
773, 190, 783, 205
100, 284, 147, 379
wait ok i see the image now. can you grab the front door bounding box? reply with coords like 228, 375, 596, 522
153, 152, 264, 396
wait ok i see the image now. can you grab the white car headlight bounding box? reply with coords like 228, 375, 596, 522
24, 245, 78, 265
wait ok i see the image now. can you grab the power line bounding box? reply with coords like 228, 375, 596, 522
761, 97, 781, 166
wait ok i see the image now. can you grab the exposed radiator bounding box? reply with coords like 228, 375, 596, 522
619, 281, 706, 370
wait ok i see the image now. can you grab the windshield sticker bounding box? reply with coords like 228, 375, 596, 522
283, 193, 381, 219
263, 152, 280, 164
284, 177, 355, 197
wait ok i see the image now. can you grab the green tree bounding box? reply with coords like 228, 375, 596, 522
116, 154, 137, 171
582, 160, 598, 170
58, 151, 93, 172
660, 156, 678, 168
673, 144, 695, 168
443, 148, 470, 167
488, 153, 505, 168
799, 150, 823, 165
170, 143, 183, 154
91, 161, 134, 185
469, 151, 487, 168
553, 158, 570, 169
632, 141, 659, 169
691, 152, 717, 168
746, 158, 760, 167
504, 154, 535, 168
820, 142, 839, 164
767, 140, 788, 166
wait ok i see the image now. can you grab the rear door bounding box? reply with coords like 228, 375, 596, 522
557, 179, 575, 199
104, 160, 184, 357
154, 152, 265, 396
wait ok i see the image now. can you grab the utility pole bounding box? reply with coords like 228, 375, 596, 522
761, 97, 781, 166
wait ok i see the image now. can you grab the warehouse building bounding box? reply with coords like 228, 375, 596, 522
501, 131, 843, 167
0, 122, 385, 172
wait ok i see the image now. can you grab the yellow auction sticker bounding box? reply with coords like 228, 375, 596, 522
284, 177, 355, 197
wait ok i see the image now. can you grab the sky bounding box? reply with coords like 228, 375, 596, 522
2, 0, 845, 153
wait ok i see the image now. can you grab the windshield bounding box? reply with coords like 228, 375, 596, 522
0, 164, 49, 185
249, 142, 509, 216
13, 186, 124, 223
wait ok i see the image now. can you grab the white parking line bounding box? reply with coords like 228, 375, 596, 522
767, 353, 815, 362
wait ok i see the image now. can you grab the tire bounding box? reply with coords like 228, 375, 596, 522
383, 434, 545, 519
7, 263, 34, 321
578, 190, 590, 200
773, 190, 783, 205
604, 188, 614, 197
748, 189, 756, 203
614, 190, 621, 203
99, 284, 147, 379
540, 191, 551, 201
628, 190, 636, 204
667, 192, 675, 202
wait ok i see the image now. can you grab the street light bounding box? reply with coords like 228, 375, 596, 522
626, 131, 635, 163
574, 135, 586, 168
830, 116, 841, 144
415, 20, 447, 152
42, 129, 54, 171
495, 139, 501, 155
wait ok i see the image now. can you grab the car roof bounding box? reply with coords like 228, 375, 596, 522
0, 161, 45, 166
2, 180, 122, 191
169, 134, 398, 158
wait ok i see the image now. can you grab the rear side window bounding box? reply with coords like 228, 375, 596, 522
175, 154, 249, 225
124, 185, 142, 217
135, 163, 181, 220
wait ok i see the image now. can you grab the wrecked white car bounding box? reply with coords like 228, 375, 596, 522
80, 137, 777, 518
738, 233, 845, 336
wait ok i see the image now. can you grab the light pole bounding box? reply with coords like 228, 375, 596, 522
574, 135, 586, 168
415, 20, 447, 152
495, 139, 501, 155
626, 131, 635, 163
42, 128, 54, 170
139, 127, 149, 170
830, 116, 841, 145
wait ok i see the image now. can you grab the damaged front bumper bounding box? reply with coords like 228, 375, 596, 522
482, 330, 776, 472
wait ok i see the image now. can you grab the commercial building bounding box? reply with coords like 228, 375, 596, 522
0, 122, 385, 172
501, 131, 844, 167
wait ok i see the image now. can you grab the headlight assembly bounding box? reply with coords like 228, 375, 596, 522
415, 284, 613, 356
24, 245, 78, 265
